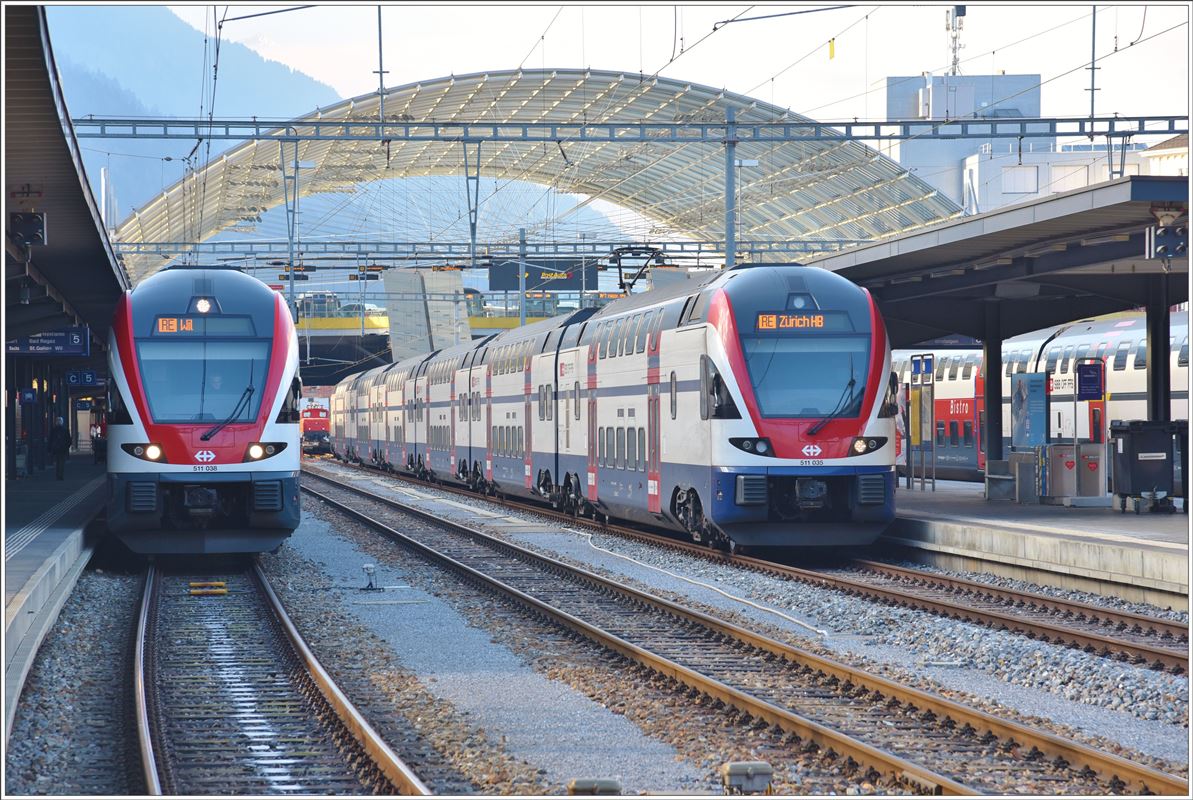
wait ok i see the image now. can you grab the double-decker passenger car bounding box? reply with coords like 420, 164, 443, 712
893, 313, 1189, 480
332, 265, 898, 550
106, 267, 301, 554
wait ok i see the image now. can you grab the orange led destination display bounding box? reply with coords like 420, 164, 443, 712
754, 310, 851, 332
154, 316, 256, 336
157, 316, 194, 333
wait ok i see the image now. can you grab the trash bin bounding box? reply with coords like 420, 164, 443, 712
1172, 420, 1188, 512
1109, 420, 1176, 512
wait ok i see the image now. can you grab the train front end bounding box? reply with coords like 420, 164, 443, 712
702, 266, 897, 548
106, 268, 301, 554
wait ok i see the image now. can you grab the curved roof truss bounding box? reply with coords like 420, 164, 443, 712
114, 68, 961, 282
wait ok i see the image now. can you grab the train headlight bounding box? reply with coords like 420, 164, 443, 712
196, 298, 212, 314
754, 440, 769, 455
244, 442, 287, 461
729, 437, 775, 457
848, 436, 888, 456
122, 443, 168, 462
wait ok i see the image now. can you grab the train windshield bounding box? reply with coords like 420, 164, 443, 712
742, 335, 870, 418
136, 340, 272, 423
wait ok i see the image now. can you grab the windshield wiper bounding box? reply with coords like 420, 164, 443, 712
201, 385, 254, 441
807, 356, 856, 436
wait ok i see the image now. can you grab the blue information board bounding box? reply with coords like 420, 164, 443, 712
67, 370, 97, 387
76, 400, 92, 411
20, 389, 36, 404
1075, 362, 1104, 401
1011, 373, 1049, 449
6, 326, 89, 356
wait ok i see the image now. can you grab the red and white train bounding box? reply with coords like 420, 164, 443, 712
894, 313, 1189, 480
106, 267, 302, 554
332, 265, 899, 551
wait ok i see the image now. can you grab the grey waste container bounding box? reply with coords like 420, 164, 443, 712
1109, 420, 1176, 512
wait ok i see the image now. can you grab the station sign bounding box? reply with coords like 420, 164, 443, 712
6, 326, 90, 357
348, 274, 380, 281
278, 273, 310, 281
489, 259, 598, 291
67, 370, 98, 387
20, 388, 36, 404
1075, 361, 1104, 401
76, 400, 93, 411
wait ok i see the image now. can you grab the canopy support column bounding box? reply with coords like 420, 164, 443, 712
982, 301, 1004, 463
1146, 275, 1171, 422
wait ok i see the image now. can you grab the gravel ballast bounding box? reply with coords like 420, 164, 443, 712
307, 462, 1189, 771
268, 503, 714, 795
5, 565, 142, 796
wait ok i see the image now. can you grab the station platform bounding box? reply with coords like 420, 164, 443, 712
886, 480, 1189, 610
4, 455, 106, 742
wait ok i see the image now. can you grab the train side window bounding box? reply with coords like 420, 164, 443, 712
616, 427, 626, 469
638, 428, 646, 471
1060, 345, 1075, 373
617, 317, 631, 357
598, 427, 605, 466
936, 357, 948, 381
1073, 344, 1090, 369
574, 382, 581, 419
935, 421, 946, 446
1045, 347, 1060, 374
1094, 343, 1108, 364
948, 356, 960, 381
607, 427, 616, 468
597, 324, 608, 358
949, 421, 959, 446
634, 312, 648, 353
518, 426, 523, 457
961, 354, 976, 380
1180, 336, 1189, 367
1134, 338, 1147, 369
546, 386, 553, 421
669, 371, 677, 419
537, 385, 544, 420
1113, 341, 1131, 371
626, 426, 636, 471
1003, 352, 1014, 377
622, 313, 638, 355
963, 421, 974, 446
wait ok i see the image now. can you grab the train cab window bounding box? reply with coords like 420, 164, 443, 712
616, 427, 626, 469
963, 421, 974, 446
1180, 337, 1189, 367
606, 427, 616, 467
1060, 345, 1075, 373
949, 421, 959, 446
1113, 341, 1131, 371
626, 426, 636, 471
598, 427, 605, 466
574, 382, 581, 419
948, 356, 960, 382
638, 428, 646, 471
669, 371, 677, 419
935, 421, 946, 446
1134, 338, 1147, 369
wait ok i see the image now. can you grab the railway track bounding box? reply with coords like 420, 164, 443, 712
305, 460, 1188, 673
303, 470, 1188, 796
134, 562, 429, 795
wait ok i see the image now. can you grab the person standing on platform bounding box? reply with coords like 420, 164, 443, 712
48, 416, 71, 481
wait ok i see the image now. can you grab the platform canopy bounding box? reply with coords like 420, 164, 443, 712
113, 68, 961, 283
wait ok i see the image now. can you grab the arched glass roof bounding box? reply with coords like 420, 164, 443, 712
114, 68, 962, 282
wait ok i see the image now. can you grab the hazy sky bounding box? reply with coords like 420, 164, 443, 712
164, 2, 1189, 134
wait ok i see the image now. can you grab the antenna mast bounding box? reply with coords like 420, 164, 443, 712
946, 5, 966, 76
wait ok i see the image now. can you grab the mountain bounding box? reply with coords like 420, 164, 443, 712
45, 6, 340, 219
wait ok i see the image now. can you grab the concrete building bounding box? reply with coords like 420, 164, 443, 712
883, 73, 1049, 208
382, 268, 471, 362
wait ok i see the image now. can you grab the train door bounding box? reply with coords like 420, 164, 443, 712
403, 371, 418, 470
646, 309, 662, 514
